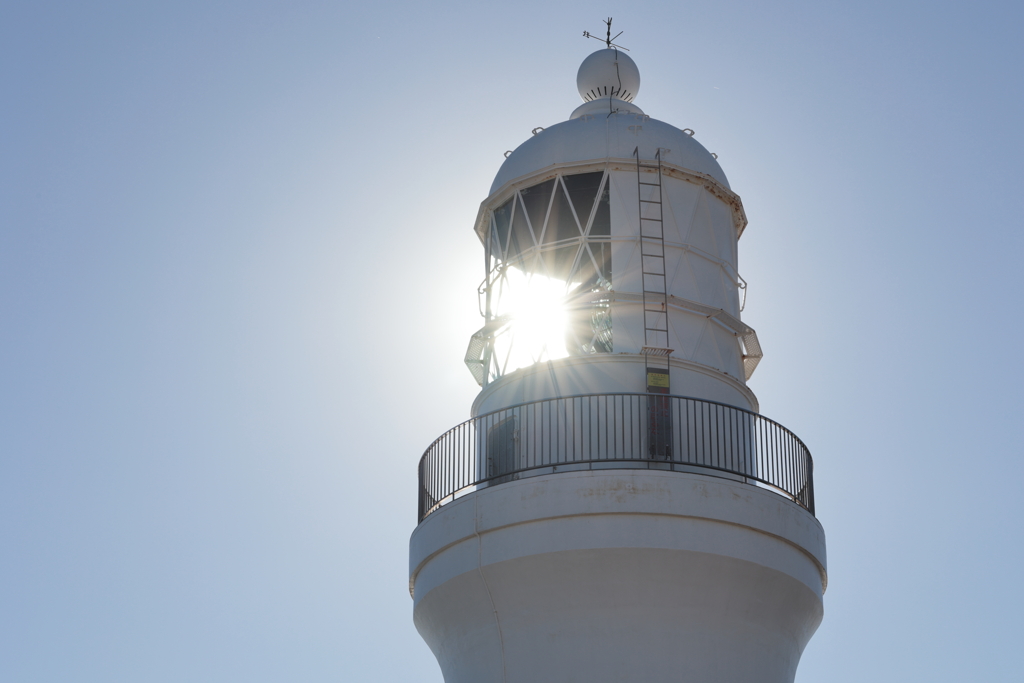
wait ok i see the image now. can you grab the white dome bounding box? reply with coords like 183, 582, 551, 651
489, 113, 729, 195
577, 48, 640, 103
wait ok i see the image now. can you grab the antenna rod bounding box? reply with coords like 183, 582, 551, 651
582, 19, 630, 51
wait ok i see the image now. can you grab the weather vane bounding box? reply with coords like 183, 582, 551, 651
583, 17, 629, 51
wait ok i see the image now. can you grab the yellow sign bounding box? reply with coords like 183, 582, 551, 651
647, 372, 670, 388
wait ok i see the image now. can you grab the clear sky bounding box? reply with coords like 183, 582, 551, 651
2, 1, 1022, 681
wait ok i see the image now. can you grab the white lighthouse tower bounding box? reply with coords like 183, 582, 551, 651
409, 34, 826, 683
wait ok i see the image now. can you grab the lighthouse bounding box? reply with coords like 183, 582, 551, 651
409, 36, 826, 683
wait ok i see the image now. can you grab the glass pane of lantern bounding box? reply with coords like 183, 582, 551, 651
538, 244, 580, 282
519, 179, 555, 239
590, 241, 612, 281
589, 181, 611, 237
569, 245, 598, 288
565, 271, 613, 356
492, 197, 514, 258
562, 171, 604, 228
591, 299, 613, 353
542, 181, 582, 245
506, 194, 531, 264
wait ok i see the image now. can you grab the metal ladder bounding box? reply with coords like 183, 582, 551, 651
634, 148, 672, 385
634, 147, 672, 458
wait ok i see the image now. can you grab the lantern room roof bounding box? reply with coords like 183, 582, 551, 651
489, 48, 729, 196
490, 115, 730, 196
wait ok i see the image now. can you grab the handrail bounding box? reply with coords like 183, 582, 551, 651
417, 393, 814, 522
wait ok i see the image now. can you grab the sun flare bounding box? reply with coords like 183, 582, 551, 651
494, 268, 578, 371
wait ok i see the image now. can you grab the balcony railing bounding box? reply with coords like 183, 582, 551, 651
417, 393, 815, 522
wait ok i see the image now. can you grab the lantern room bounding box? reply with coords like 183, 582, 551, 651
466, 47, 762, 417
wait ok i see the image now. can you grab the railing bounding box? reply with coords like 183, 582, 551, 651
418, 393, 814, 522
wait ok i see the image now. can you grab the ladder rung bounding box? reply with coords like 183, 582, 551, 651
639, 199, 662, 204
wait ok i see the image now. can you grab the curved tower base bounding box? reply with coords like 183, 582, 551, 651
410, 470, 826, 683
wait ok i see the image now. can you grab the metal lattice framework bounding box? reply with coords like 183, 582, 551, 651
466, 170, 614, 385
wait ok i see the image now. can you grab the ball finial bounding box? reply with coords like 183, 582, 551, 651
576, 48, 640, 103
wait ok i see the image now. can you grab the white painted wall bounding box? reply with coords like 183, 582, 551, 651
606, 165, 746, 375
411, 470, 826, 683
471, 354, 758, 417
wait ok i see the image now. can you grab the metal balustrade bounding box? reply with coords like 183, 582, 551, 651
418, 393, 814, 522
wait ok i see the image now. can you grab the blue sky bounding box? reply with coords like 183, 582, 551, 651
2, 2, 1022, 681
